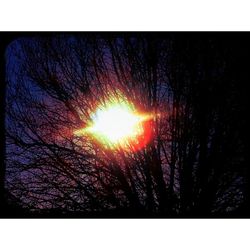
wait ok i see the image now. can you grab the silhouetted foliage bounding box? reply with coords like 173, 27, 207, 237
4, 33, 249, 217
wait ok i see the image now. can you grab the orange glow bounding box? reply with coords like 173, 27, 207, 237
74, 92, 154, 152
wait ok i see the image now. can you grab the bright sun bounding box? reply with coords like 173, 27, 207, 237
74, 93, 153, 151
89, 103, 143, 143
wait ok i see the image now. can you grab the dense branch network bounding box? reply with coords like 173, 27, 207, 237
5, 35, 246, 216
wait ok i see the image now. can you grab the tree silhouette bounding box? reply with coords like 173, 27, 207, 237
4, 33, 249, 217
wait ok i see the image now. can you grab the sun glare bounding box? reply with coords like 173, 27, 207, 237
89, 103, 144, 142
74, 93, 153, 151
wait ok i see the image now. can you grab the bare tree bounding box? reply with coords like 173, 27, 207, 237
5, 34, 247, 217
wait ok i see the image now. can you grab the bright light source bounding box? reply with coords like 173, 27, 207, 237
74, 93, 153, 151
89, 103, 144, 144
